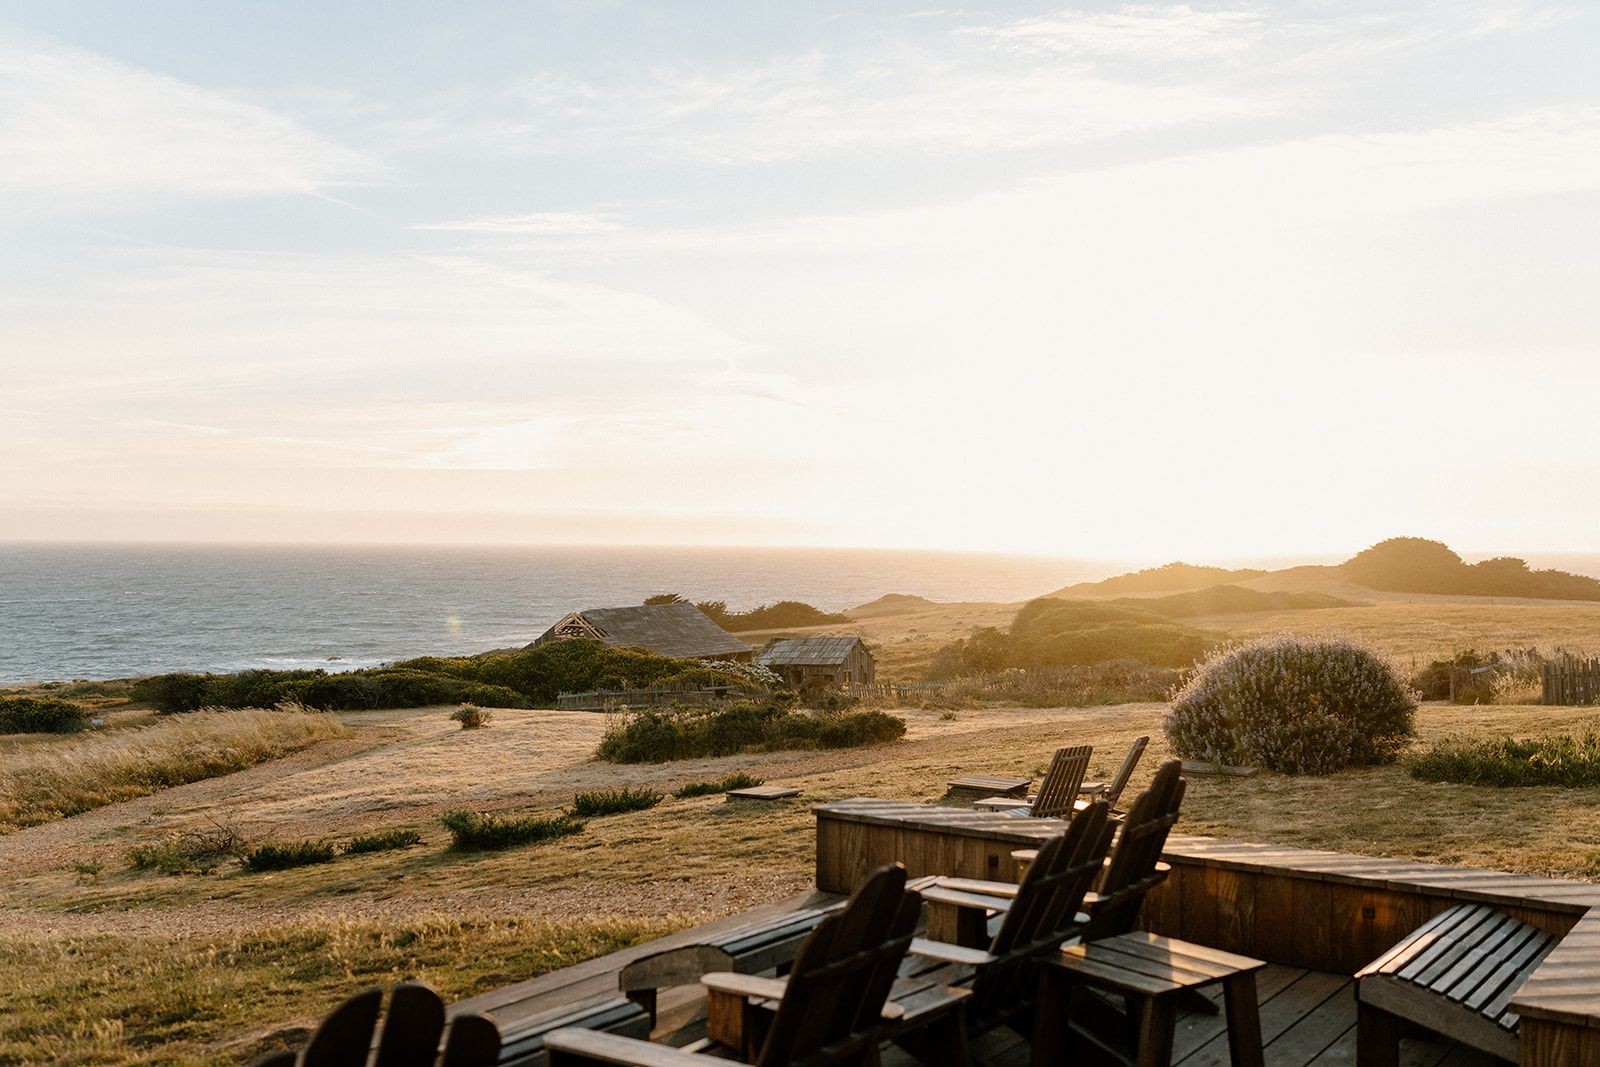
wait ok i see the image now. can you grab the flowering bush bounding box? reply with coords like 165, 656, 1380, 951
1165, 636, 1416, 774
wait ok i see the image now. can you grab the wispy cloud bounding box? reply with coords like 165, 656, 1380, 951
0, 33, 377, 216
415, 210, 624, 236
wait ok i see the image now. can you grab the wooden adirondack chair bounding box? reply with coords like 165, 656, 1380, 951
252, 982, 501, 1067
1080, 736, 1149, 811
897, 800, 1115, 1067
975, 745, 1093, 818
546, 864, 965, 1067
1080, 758, 1185, 941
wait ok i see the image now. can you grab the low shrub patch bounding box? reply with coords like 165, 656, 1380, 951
1165, 636, 1417, 775
451, 704, 492, 729
571, 787, 664, 817
245, 840, 338, 872
596, 702, 906, 764
0, 696, 88, 734
1409, 728, 1600, 787
674, 773, 765, 798
441, 810, 586, 851
127, 821, 248, 875
344, 829, 423, 854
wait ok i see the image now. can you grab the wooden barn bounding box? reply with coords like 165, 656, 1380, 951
530, 602, 753, 662
755, 636, 875, 689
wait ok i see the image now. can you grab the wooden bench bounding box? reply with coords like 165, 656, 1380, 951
1355, 903, 1561, 1065
1039, 931, 1267, 1067
493, 994, 651, 1067
617, 901, 849, 1022
947, 774, 1031, 798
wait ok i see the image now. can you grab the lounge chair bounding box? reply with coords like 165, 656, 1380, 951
252, 982, 500, 1067
1079, 735, 1149, 812
895, 800, 1115, 1067
972, 745, 1093, 818
546, 864, 968, 1067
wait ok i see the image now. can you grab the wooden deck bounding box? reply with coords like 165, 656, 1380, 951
815, 798, 1600, 1064
893, 963, 1494, 1067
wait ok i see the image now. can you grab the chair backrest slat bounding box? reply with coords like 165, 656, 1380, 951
374, 983, 447, 1067
756, 864, 921, 1067
439, 1013, 502, 1067
300, 988, 384, 1067
1102, 736, 1150, 806
1084, 759, 1185, 941
1031, 745, 1093, 818
966, 800, 1114, 1023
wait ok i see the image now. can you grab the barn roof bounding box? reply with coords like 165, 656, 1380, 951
542, 603, 751, 660
756, 636, 866, 667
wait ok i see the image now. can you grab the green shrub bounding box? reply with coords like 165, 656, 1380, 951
343, 829, 422, 854
1165, 636, 1417, 775
673, 773, 765, 798
929, 599, 1218, 676
571, 787, 664, 816
596, 702, 906, 764
0, 696, 88, 734
441, 810, 586, 851
451, 704, 492, 729
131, 673, 211, 714
1409, 728, 1600, 787
245, 840, 337, 872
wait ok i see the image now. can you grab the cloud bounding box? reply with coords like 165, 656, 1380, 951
967, 4, 1268, 60
415, 210, 625, 236
0, 33, 376, 216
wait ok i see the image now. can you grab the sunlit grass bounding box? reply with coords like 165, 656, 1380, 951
0, 707, 348, 831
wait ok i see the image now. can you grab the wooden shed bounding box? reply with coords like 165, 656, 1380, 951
755, 636, 875, 690
531, 603, 753, 662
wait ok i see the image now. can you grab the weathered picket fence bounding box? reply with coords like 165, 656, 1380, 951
1541, 656, 1600, 705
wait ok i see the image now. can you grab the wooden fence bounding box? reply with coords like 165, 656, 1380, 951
1541, 657, 1600, 705
555, 684, 740, 712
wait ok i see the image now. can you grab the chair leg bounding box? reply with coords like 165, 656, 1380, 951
1356, 1001, 1402, 1067
1132, 994, 1177, 1067
1030, 968, 1075, 1067
1221, 973, 1264, 1067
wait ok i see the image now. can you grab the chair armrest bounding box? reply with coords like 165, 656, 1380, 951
927, 877, 1020, 900
700, 973, 788, 1001
1077, 781, 1106, 794
909, 937, 998, 966
545, 1028, 712, 1067
922, 885, 1015, 913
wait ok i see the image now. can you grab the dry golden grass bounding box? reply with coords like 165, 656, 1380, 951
5, 693, 1600, 1061
0, 708, 349, 831
0, 913, 677, 1066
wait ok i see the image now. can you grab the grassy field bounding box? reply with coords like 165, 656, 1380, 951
818, 595, 1600, 679
3, 697, 1599, 1062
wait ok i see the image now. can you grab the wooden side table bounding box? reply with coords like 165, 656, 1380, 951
1035, 931, 1266, 1067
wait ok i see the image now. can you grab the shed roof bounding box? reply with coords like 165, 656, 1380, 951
540, 602, 751, 660
756, 636, 866, 667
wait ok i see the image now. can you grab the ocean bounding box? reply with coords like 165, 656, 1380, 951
0, 543, 1117, 684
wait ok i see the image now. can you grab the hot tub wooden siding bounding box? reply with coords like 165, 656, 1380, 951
814, 797, 1600, 1066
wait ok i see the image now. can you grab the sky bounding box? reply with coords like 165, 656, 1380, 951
2, 1, 1598, 561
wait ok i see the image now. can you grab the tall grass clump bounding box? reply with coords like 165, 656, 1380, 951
595, 702, 906, 764
0, 706, 349, 831
441, 810, 585, 851
1409, 727, 1600, 787
451, 704, 492, 729
674, 773, 765, 798
1166, 636, 1417, 775
127, 820, 249, 875
571, 787, 664, 817
0, 696, 88, 734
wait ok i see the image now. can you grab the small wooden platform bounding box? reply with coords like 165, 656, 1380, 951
946, 774, 1031, 797
725, 785, 800, 800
